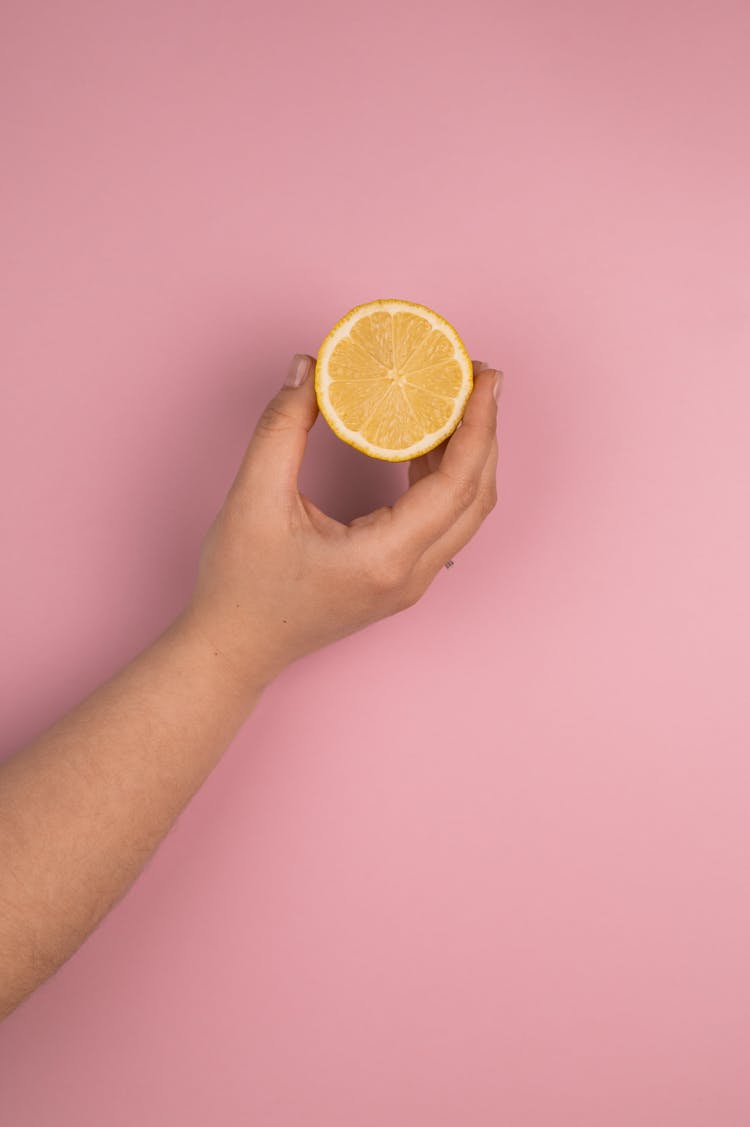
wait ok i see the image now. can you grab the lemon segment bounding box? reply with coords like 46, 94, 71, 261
315, 299, 473, 462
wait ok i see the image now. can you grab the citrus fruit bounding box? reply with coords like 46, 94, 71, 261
315, 299, 473, 462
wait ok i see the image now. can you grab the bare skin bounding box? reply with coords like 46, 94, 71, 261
0, 353, 501, 1021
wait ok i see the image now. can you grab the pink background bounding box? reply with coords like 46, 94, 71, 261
1, 1, 749, 1123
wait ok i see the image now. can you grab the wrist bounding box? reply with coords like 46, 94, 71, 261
170, 604, 281, 709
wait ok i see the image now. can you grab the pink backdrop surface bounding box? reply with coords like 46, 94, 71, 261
1, 1, 749, 1123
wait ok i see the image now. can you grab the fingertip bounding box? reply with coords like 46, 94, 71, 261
478, 367, 501, 409
280, 353, 319, 423
462, 367, 500, 420
285, 353, 315, 389
471, 361, 503, 401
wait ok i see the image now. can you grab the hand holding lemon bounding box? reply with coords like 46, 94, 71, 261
183, 301, 502, 694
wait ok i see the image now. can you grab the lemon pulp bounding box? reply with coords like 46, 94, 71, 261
315, 299, 473, 462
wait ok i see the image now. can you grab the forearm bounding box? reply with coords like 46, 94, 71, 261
0, 613, 260, 1020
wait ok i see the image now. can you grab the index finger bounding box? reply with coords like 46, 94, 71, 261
389, 367, 501, 553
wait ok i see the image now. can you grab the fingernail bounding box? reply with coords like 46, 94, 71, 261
285, 354, 313, 388
493, 371, 504, 403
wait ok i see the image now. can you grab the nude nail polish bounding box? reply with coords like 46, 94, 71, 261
285, 354, 313, 388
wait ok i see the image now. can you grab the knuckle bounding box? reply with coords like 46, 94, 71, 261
397, 584, 423, 611
256, 403, 297, 436
465, 414, 497, 440
454, 477, 479, 510
365, 550, 410, 593
479, 485, 498, 518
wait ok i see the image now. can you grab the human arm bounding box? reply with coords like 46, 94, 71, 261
0, 353, 501, 1020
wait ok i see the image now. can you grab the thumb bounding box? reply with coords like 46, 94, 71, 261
236, 354, 318, 498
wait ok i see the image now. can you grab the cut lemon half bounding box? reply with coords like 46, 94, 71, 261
315, 299, 473, 461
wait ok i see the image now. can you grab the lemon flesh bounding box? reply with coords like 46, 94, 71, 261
315, 299, 473, 461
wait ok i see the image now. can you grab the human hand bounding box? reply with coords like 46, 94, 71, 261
182, 353, 502, 697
